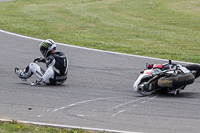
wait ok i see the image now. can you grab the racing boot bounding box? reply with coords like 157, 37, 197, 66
15, 67, 30, 81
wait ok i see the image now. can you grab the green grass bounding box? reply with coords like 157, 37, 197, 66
0, 120, 102, 133
0, 0, 200, 63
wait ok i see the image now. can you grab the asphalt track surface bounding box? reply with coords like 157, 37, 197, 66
0, 30, 200, 133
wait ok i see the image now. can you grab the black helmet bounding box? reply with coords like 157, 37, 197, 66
39, 39, 56, 57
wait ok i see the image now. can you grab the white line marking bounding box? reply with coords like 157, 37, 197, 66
141, 101, 146, 104
132, 95, 158, 108
112, 95, 158, 116
37, 115, 42, 118
59, 106, 65, 110
109, 97, 146, 111
132, 105, 137, 107
67, 97, 113, 107
52, 97, 113, 112
77, 115, 84, 117
53, 109, 59, 112
112, 109, 126, 117
148, 95, 158, 100
0, 30, 198, 65
0, 119, 140, 133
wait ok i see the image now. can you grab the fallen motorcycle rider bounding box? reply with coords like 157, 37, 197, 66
15, 39, 68, 85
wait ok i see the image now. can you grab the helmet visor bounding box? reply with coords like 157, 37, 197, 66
40, 46, 48, 57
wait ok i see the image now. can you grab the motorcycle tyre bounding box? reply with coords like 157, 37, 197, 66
157, 73, 195, 88
184, 64, 200, 78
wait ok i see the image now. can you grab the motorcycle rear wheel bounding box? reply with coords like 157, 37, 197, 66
184, 64, 200, 78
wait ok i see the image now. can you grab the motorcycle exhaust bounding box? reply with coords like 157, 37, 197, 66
138, 82, 148, 92
138, 84, 144, 92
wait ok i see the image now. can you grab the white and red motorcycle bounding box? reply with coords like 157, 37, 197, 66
133, 60, 200, 96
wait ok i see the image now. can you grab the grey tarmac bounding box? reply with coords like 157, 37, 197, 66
0, 30, 200, 133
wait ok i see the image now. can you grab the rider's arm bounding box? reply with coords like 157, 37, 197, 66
34, 57, 46, 63
42, 56, 55, 83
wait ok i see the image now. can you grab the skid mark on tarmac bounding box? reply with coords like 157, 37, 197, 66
111, 95, 158, 117
36, 95, 158, 118
36, 97, 114, 118
108, 97, 146, 111
112, 109, 126, 117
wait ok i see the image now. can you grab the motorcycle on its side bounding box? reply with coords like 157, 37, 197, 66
133, 60, 200, 96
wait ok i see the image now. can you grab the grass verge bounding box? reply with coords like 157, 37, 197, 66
0, 120, 103, 133
0, 0, 199, 63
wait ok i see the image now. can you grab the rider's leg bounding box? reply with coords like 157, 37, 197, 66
15, 63, 45, 81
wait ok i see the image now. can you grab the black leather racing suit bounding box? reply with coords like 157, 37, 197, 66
43, 52, 68, 85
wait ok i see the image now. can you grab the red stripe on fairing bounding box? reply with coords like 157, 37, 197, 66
154, 65, 163, 68
143, 70, 152, 75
